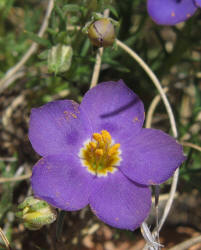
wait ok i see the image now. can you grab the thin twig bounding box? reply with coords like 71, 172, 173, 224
0, 227, 11, 250
90, 48, 104, 89
0, 0, 54, 92
0, 157, 16, 162
90, 9, 110, 89
169, 235, 201, 250
181, 141, 201, 152
2, 90, 30, 128
141, 223, 163, 250
145, 88, 168, 129
154, 185, 161, 249
0, 71, 25, 92
116, 39, 179, 248
156, 173, 179, 235
0, 173, 31, 184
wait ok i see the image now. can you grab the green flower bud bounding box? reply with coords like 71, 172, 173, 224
88, 18, 115, 48
48, 44, 73, 74
16, 196, 57, 230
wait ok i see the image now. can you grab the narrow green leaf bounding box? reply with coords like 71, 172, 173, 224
107, 5, 119, 18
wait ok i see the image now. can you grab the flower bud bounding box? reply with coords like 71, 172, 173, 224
88, 18, 115, 48
16, 196, 57, 230
48, 44, 73, 74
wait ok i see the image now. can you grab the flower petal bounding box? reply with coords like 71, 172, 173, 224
89, 171, 151, 230
120, 128, 186, 185
194, 0, 201, 7
80, 80, 144, 142
29, 100, 91, 157
147, 0, 197, 25
31, 154, 94, 210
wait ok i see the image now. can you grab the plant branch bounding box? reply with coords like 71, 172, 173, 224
169, 235, 201, 250
145, 87, 168, 128
0, 173, 32, 184
0, 227, 11, 250
181, 141, 201, 152
90, 9, 110, 89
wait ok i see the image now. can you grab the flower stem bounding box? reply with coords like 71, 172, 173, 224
145, 87, 168, 129
90, 9, 110, 89
116, 38, 179, 246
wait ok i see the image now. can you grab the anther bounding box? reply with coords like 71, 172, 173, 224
80, 130, 121, 176
101, 130, 112, 143
93, 133, 102, 143
95, 149, 104, 157
108, 144, 120, 156
89, 141, 97, 150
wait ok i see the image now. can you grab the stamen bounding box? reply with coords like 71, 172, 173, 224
95, 149, 104, 157
80, 130, 121, 177
108, 144, 120, 156
93, 133, 102, 143
101, 130, 112, 143
89, 141, 97, 150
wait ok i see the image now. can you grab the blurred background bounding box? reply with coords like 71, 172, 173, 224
0, 0, 201, 249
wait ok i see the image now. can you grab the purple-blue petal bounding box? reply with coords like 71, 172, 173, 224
29, 100, 92, 157
89, 171, 151, 230
120, 128, 186, 185
80, 80, 144, 143
31, 154, 94, 210
147, 0, 197, 25
194, 0, 201, 7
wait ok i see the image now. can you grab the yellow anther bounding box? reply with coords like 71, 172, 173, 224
108, 144, 120, 156
101, 130, 112, 143
95, 149, 104, 157
92, 133, 103, 143
80, 130, 121, 177
89, 141, 97, 150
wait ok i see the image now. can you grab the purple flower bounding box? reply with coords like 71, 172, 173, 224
147, 0, 201, 25
29, 80, 185, 230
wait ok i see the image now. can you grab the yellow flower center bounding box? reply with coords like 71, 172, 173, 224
79, 130, 121, 177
